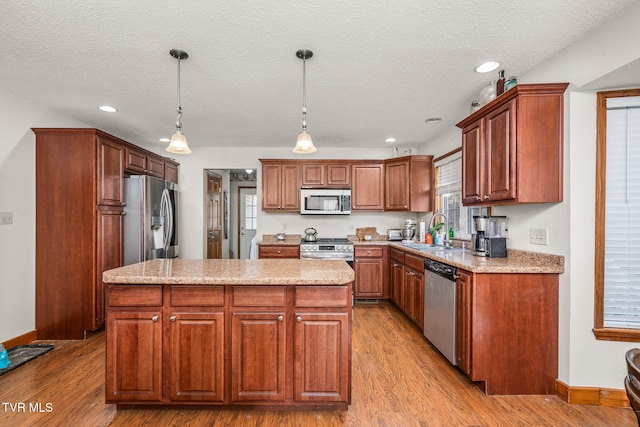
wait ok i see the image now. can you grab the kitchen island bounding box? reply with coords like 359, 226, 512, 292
103, 259, 354, 409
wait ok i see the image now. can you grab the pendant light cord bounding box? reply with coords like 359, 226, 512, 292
176, 56, 183, 132
301, 55, 307, 132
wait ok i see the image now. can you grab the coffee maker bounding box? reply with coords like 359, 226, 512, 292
472, 216, 488, 256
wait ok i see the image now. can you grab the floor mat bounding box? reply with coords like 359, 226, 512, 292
0, 344, 54, 376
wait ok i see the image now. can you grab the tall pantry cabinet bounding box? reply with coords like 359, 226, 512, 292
33, 128, 179, 339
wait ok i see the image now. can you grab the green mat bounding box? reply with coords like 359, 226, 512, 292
0, 344, 54, 376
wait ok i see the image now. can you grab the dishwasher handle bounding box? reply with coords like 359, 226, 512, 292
424, 258, 457, 281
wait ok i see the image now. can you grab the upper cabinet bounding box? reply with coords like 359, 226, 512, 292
260, 160, 301, 212
351, 162, 385, 211
301, 162, 350, 187
384, 155, 433, 212
456, 83, 568, 206
125, 147, 180, 184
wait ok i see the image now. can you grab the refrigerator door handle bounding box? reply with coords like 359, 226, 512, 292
161, 188, 173, 253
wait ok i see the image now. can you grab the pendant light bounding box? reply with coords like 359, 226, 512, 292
165, 49, 192, 154
293, 49, 317, 154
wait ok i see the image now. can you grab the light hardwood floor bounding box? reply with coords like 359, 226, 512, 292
0, 303, 635, 426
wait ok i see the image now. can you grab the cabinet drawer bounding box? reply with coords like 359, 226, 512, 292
354, 246, 384, 258
405, 253, 424, 271
171, 286, 224, 307
108, 285, 163, 307
295, 286, 350, 308
233, 286, 287, 307
390, 248, 405, 263
258, 245, 300, 259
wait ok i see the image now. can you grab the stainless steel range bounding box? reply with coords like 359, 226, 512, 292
300, 238, 354, 262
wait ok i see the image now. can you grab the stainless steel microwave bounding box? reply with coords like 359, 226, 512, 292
300, 189, 351, 215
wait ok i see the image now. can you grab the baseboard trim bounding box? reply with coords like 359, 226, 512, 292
1, 329, 37, 349
556, 380, 630, 408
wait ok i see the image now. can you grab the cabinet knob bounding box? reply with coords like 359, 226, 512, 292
296, 316, 302, 322
151, 315, 159, 322
475, 196, 481, 201
169, 315, 177, 322
277, 250, 281, 254
484, 195, 489, 200
277, 315, 284, 322
367, 250, 371, 254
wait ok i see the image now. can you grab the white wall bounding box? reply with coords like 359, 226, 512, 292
420, 1, 640, 390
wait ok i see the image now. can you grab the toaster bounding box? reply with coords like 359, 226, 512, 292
387, 229, 403, 241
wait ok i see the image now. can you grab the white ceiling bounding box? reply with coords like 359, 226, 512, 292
0, 1, 636, 153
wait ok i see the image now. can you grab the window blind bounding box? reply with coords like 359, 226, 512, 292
603, 97, 640, 328
435, 151, 462, 195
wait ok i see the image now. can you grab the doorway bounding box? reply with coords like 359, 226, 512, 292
238, 187, 257, 259
205, 171, 222, 259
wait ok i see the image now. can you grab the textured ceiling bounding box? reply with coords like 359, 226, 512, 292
0, 1, 636, 153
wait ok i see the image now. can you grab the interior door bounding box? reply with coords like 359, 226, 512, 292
238, 187, 257, 259
206, 172, 222, 259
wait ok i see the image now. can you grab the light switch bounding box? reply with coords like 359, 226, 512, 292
0, 212, 13, 225
529, 228, 548, 245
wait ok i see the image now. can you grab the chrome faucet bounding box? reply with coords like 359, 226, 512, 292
428, 212, 451, 248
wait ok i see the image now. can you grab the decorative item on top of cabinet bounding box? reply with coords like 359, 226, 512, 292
259, 160, 301, 212
351, 162, 385, 211
456, 83, 568, 206
384, 155, 434, 212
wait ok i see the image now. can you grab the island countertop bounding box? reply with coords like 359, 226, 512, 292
103, 258, 355, 285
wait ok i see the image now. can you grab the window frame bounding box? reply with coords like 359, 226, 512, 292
593, 88, 640, 342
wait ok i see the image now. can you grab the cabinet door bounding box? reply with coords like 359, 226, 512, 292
95, 207, 123, 330
147, 156, 165, 178
126, 148, 147, 174
169, 312, 225, 402
302, 164, 325, 186
281, 164, 301, 210
455, 270, 473, 375
98, 137, 125, 206
403, 268, 423, 328
231, 312, 286, 401
351, 163, 384, 211
106, 311, 163, 403
485, 100, 517, 202
354, 258, 384, 297
384, 159, 410, 210
390, 261, 404, 309
293, 312, 350, 402
261, 163, 282, 210
327, 164, 350, 186
461, 119, 484, 205
164, 162, 179, 184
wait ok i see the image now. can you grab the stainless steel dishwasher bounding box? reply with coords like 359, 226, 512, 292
423, 258, 457, 365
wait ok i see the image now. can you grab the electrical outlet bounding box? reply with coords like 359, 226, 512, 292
529, 228, 548, 245
0, 212, 13, 225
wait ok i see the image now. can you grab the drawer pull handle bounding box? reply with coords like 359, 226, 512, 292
277, 250, 281, 254
296, 316, 302, 322
169, 315, 177, 322
277, 315, 284, 322
152, 316, 159, 322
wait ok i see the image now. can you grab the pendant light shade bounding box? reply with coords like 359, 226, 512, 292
166, 49, 192, 154
293, 49, 316, 154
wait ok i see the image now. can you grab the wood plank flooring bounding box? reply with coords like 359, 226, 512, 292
0, 303, 635, 426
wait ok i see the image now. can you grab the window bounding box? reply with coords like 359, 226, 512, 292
244, 194, 257, 230
594, 89, 640, 342
434, 149, 486, 238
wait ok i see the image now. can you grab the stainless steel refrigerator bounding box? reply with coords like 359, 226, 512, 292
123, 175, 179, 265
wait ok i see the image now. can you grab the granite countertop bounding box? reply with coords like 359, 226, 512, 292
103, 258, 355, 285
348, 237, 564, 274
258, 234, 302, 245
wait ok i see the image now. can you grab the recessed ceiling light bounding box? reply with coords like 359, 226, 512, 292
425, 118, 442, 124
385, 137, 397, 144
159, 137, 170, 143
98, 105, 117, 113
474, 61, 500, 73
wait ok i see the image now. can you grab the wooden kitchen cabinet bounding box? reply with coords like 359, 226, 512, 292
258, 244, 300, 259
301, 162, 351, 187
455, 269, 472, 375
456, 83, 568, 206
384, 155, 434, 212
403, 253, 424, 330
260, 160, 301, 211
125, 147, 180, 183
389, 248, 405, 308
354, 246, 388, 298
351, 162, 384, 211
33, 128, 179, 339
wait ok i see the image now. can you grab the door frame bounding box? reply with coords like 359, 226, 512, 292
237, 186, 257, 259
203, 170, 223, 259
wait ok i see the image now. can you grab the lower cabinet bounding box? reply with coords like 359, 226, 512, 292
390, 249, 405, 308
258, 244, 300, 259
354, 246, 388, 298
455, 269, 472, 375
106, 283, 352, 406
388, 248, 424, 330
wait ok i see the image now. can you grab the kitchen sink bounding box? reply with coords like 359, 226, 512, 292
398, 242, 463, 252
